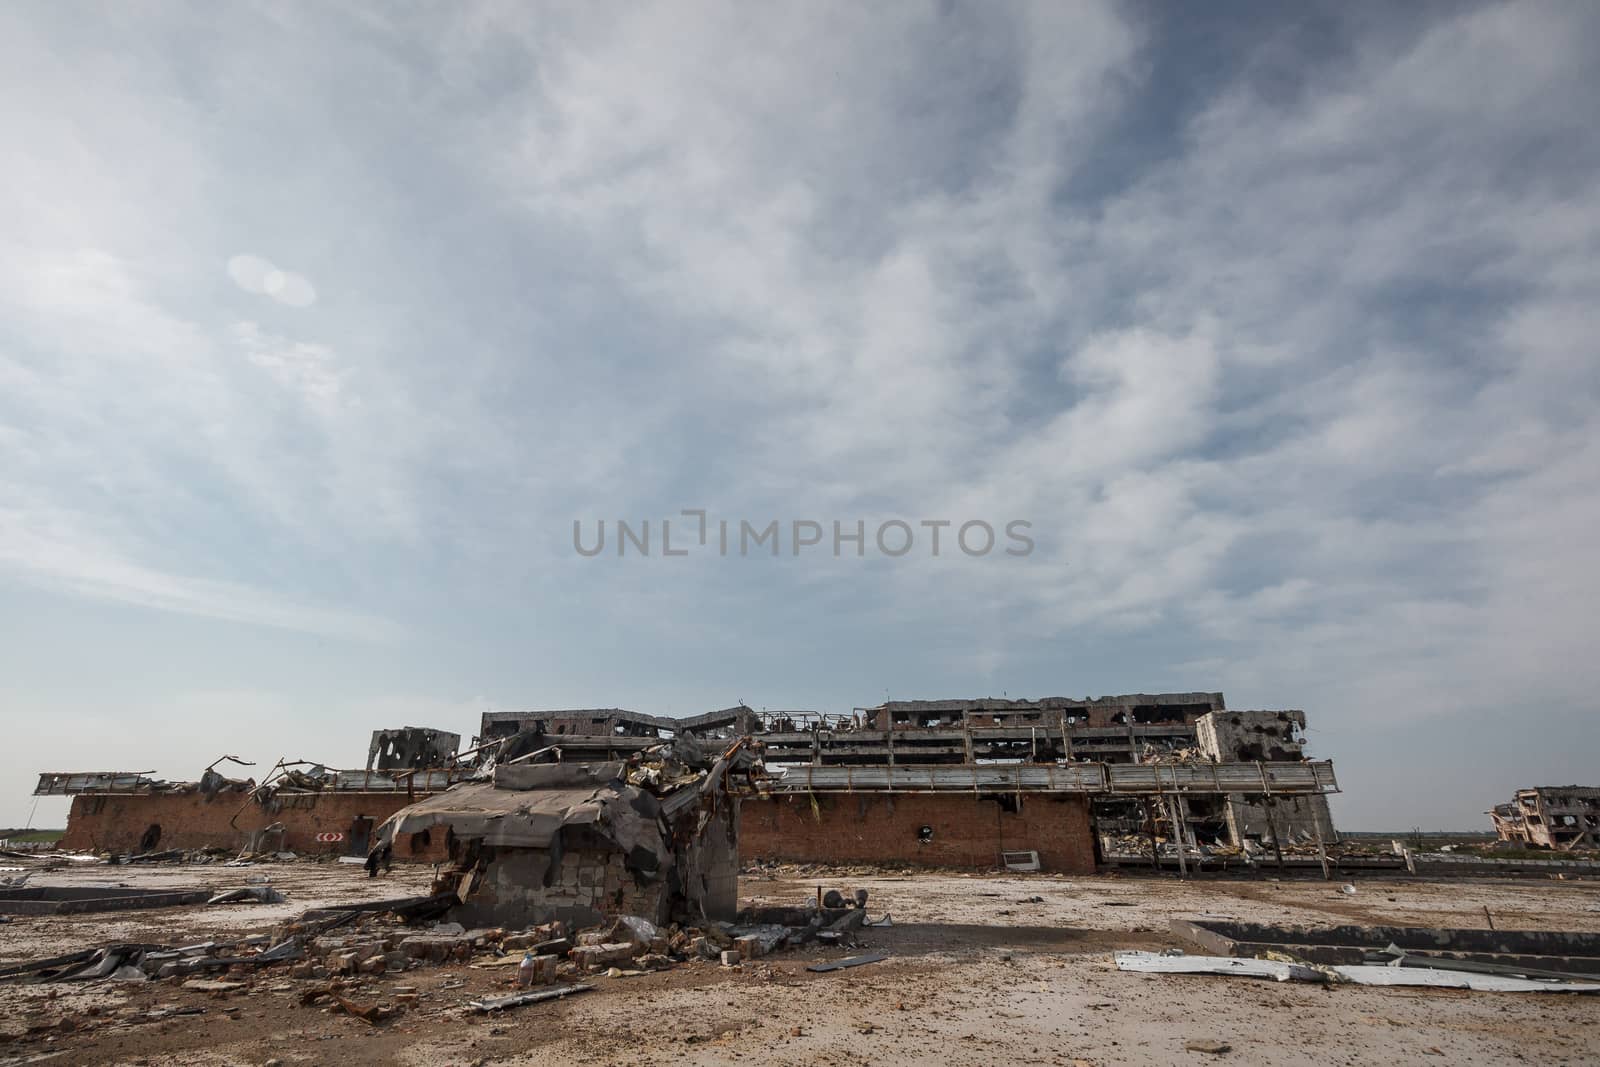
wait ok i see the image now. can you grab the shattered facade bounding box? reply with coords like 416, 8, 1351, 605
477, 709, 674, 743
1194, 711, 1338, 847
736, 697, 1339, 868
863, 693, 1227, 758
366, 727, 461, 771
1489, 787, 1600, 850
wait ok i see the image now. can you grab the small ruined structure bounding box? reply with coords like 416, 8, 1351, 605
1489, 786, 1600, 850
371, 738, 753, 928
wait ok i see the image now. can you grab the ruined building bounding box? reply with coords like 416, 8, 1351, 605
1489, 787, 1600, 851
37, 690, 1341, 876
733, 698, 1338, 871
473, 695, 1340, 874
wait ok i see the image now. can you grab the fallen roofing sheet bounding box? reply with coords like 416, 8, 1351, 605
1172, 918, 1600, 976
806, 951, 887, 973
372, 761, 664, 861
1114, 952, 1323, 983
1115, 951, 1600, 993
34, 771, 161, 795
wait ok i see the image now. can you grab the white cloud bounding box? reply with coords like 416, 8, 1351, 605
1, 3, 1597, 827
0, 505, 403, 641
228, 254, 318, 307
232, 321, 346, 412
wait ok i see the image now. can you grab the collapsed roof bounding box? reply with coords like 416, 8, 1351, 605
370, 737, 760, 927
372, 761, 683, 864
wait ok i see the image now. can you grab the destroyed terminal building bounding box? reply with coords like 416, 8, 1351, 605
38, 691, 1340, 883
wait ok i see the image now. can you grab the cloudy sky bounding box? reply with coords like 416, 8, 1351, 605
3, 2, 1596, 830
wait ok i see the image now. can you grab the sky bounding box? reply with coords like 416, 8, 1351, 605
2, 2, 1597, 831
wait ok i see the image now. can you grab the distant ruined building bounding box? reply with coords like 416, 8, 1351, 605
1490, 787, 1600, 851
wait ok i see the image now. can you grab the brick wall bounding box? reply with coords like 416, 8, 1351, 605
59, 791, 433, 857
64, 789, 1099, 872
739, 793, 1097, 873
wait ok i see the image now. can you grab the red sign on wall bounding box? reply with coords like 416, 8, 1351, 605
315, 832, 345, 843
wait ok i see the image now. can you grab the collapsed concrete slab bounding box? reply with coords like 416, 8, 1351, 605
1171, 918, 1600, 976
0, 885, 212, 916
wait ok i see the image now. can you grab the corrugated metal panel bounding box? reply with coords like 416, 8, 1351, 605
34, 772, 160, 796
321, 768, 472, 792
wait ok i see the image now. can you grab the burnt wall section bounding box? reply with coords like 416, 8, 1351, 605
1196, 710, 1309, 763
366, 727, 461, 771
477, 709, 674, 744
1196, 711, 1338, 845
739, 793, 1096, 874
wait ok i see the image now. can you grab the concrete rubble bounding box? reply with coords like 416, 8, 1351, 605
0, 876, 891, 1039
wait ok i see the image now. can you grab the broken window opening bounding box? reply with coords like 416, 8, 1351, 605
982, 793, 1021, 814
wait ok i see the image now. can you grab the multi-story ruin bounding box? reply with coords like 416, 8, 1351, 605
37, 690, 1341, 873
730, 697, 1338, 871
471, 693, 1339, 873
1489, 787, 1600, 851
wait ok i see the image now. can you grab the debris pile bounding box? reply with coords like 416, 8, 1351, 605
1138, 744, 1209, 765
0, 882, 890, 1046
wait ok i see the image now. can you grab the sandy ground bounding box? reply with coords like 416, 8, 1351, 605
3, 861, 1599, 1066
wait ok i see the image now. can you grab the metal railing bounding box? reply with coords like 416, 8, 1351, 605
761, 760, 1338, 796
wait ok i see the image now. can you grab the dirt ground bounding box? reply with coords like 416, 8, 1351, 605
3, 861, 1599, 1066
